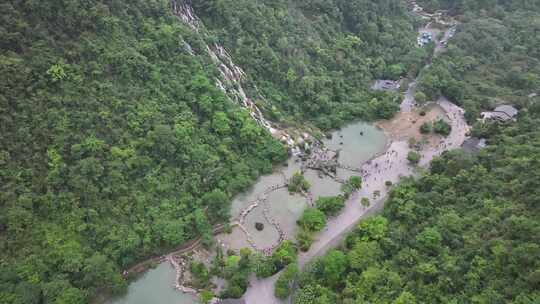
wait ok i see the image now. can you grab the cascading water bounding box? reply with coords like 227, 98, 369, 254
171, 0, 301, 154
111, 2, 469, 303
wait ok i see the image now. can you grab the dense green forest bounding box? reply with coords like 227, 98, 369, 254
2, 0, 539, 303
193, 0, 424, 129
416, 0, 540, 121
417, 0, 540, 14
293, 103, 540, 303
0, 0, 424, 303
293, 2, 540, 303
0, 1, 289, 302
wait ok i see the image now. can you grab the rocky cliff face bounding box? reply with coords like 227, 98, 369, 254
171, 0, 303, 154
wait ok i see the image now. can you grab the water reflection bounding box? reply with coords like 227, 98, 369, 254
324, 121, 387, 169
113, 121, 387, 303
266, 189, 308, 239
108, 263, 196, 304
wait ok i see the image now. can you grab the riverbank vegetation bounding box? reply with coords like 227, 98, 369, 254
293, 2, 540, 301
297, 176, 363, 252
194, 240, 301, 300
293, 99, 540, 303
0, 1, 287, 303
206, 173, 367, 298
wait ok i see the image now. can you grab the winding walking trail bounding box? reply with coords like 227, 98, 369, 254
242, 5, 467, 304
119, 2, 468, 302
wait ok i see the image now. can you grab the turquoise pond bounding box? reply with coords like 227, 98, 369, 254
107, 263, 197, 304
109, 121, 387, 304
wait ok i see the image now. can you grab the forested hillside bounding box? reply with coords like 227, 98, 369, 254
416, 0, 540, 121
293, 2, 540, 303
193, 0, 424, 129
293, 98, 540, 304
3, 0, 538, 303
294, 102, 540, 303
0, 0, 425, 303
417, 0, 540, 14
0, 1, 288, 302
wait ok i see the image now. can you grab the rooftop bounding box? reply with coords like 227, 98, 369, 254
371, 79, 400, 91
494, 105, 518, 118
481, 104, 518, 122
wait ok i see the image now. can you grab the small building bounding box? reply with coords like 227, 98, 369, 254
494, 105, 518, 118
371, 79, 400, 91
481, 105, 518, 122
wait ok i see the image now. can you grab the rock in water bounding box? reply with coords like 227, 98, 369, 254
255, 222, 264, 231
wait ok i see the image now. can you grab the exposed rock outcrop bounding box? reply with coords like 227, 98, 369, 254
171, 0, 303, 155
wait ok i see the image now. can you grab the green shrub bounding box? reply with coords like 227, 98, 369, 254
274, 263, 299, 299
420, 122, 432, 134
433, 119, 451, 136
316, 196, 345, 216
407, 151, 421, 165
298, 208, 327, 232
288, 172, 311, 193
296, 228, 315, 252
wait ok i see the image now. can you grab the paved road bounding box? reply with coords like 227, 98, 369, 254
243, 5, 465, 304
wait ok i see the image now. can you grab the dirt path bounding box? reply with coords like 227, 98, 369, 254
401, 80, 418, 112
123, 224, 228, 277
242, 102, 468, 303
119, 2, 464, 302
243, 5, 464, 304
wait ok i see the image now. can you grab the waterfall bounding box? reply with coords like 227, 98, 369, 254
171, 0, 301, 154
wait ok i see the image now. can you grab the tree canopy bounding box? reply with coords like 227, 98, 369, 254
295, 99, 540, 303
2, 0, 539, 302
294, 3, 540, 302
193, 0, 421, 130
417, 1, 540, 122
0, 1, 287, 302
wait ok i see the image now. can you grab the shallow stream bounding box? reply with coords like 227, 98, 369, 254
110, 121, 387, 304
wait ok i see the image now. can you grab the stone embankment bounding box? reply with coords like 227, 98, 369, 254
168, 254, 198, 294
234, 183, 288, 255
243, 3, 467, 303
121, 1, 467, 302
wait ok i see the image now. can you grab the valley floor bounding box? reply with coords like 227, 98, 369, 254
243, 12, 467, 304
